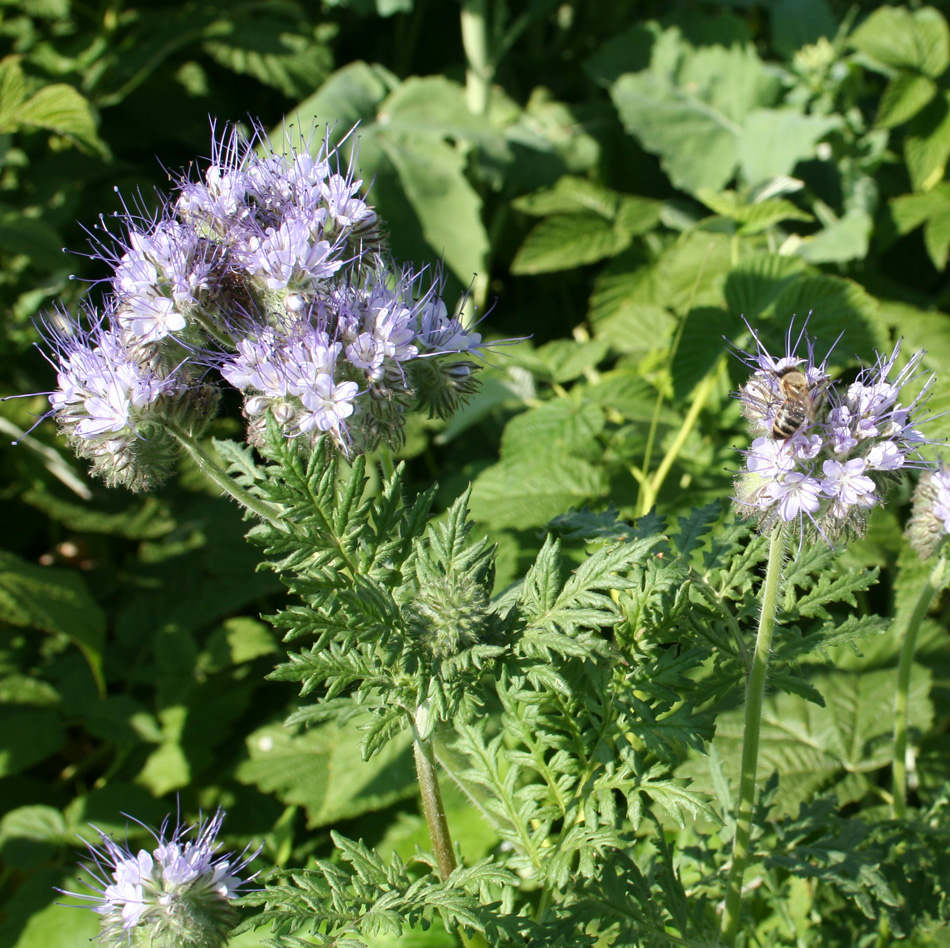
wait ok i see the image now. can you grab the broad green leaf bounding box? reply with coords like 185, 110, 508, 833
469, 456, 608, 530
671, 306, 732, 400
12, 83, 104, 154
513, 177, 662, 234
0, 56, 27, 124
137, 704, 191, 795
904, 90, 950, 192
511, 214, 631, 274
611, 27, 777, 193
850, 6, 950, 78
380, 131, 488, 288
612, 70, 740, 194
500, 399, 605, 462
0, 213, 63, 267
512, 176, 623, 217
766, 273, 883, 356
586, 372, 677, 424
516, 338, 611, 383
697, 189, 813, 232
890, 186, 950, 235
3, 869, 98, 948
276, 60, 397, 134
877, 72, 939, 128
924, 205, 950, 270
0, 709, 64, 777
202, 19, 333, 98
378, 74, 508, 156
0, 551, 104, 693
723, 253, 806, 320
0, 806, 68, 847
798, 209, 873, 264
653, 230, 734, 312
236, 718, 416, 828
281, 69, 495, 286
589, 260, 675, 354
738, 109, 840, 185
687, 667, 933, 815
617, 195, 664, 235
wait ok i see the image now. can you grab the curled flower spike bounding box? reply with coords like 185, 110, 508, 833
732, 318, 937, 544
61, 809, 259, 948
25, 118, 492, 484
36, 303, 215, 490
907, 464, 950, 558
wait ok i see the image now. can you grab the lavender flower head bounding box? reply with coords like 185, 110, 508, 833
32, 119, 487, 484
733, 319, 936, 543
907, 464, 950, 558
64, 809, 258, 948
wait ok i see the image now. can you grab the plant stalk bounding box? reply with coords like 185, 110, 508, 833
169, 426, 288, 530
460, 0, 491, 115
412, 706, 457, 882
721, 524, 788, 944
892, 554, 948, 819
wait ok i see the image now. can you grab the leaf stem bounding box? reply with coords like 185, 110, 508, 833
721, 523, 788, 945
638, 358, 724, 516
892, 554, 948, 819
168, 426, 288, 530
460, 0, 491, 115
412, 706, 458, 882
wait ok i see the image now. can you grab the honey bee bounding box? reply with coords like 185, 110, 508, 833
771, 366, 818, 440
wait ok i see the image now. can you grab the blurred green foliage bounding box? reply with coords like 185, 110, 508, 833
3, 1, 950, 945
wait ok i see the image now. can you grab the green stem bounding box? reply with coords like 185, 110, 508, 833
460, 0, 491, 115
721, 524, 788, 945
412, 706, 457, 882
892, 554, 948, 819
638, 359, 724, 516
169, 427, 287, 530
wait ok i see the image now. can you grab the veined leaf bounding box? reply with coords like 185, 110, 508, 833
877, 71, 939, 128
469, 456, 608, 530
511, 214, 632, 274
0, 551, 105, 693
722, 253, 806, 320
235, 718, 416, 828
850, 6, 950, 78
904, 91, 950, 192
738, 109, 840, 185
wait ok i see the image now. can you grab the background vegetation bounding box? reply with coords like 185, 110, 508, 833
2, 1, 950, 945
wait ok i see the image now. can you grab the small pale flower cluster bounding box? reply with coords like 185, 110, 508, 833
734, 320, 935, 543
37, 120, 485, 488
907, 464, 950, 558
63, 810, 258, 948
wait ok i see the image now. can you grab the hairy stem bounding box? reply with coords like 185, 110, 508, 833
412, 705, 457, 882
892, 554, 948, 819
169, 427, 287, 530
721, 524, 788, 944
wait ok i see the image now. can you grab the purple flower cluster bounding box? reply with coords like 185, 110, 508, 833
38, 121, 485, 488
734, 320, 936, 543
63, 810, 258, 948
907, 464, 950, 558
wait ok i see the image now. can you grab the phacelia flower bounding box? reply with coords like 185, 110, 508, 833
63, 809, 259, 948
733, 318, 937, 543
907, 464, 950, 558
29, 118, 490, 485
37, 304, 215, 490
